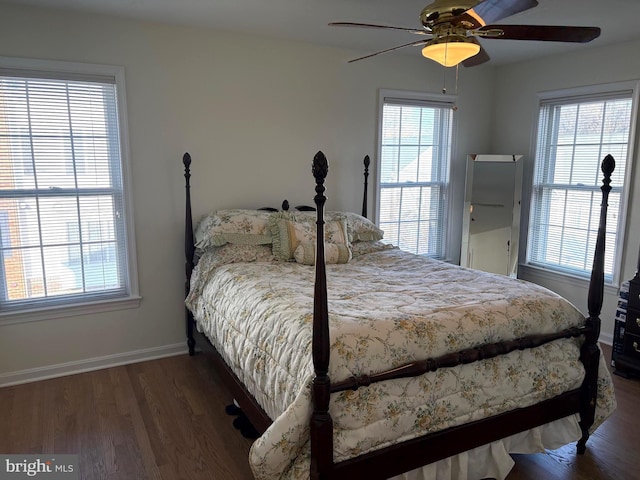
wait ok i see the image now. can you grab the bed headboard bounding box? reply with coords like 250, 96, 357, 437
182, 151, 370, 356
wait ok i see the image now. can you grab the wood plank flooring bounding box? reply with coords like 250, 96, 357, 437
0, 343, 637, 479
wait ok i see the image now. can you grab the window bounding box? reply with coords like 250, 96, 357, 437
376, 90, 454, 258
0, 57, 139, 318
527, 83, 637, 283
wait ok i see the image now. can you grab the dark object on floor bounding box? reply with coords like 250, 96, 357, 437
226, 403, 259, 439
225, 403, 242, 416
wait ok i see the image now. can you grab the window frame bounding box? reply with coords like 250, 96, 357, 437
523, 80, 639, 287
0, 56, 140, 325
375, 88, 457, 260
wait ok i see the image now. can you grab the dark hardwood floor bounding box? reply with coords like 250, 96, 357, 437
0, 343, 637, 479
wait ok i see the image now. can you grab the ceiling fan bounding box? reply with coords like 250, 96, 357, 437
330, 0, 601, 67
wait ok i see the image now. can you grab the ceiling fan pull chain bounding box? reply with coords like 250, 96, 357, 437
442, 67, 447, 94
452, 64, 459, 111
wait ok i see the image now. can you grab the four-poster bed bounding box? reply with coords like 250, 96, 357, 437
182, 151, 615, 480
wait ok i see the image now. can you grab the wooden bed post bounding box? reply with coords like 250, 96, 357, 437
577, 154, 614, 453
311, 151, 333, 479
184, 153, 196, 356
362, 155, 370, 218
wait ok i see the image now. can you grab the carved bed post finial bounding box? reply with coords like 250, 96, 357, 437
310, 151, 333, 479
587, 154, 614, 332
578, 154, 614, 453
362, 155, 370, 218
184, 152, 196, 356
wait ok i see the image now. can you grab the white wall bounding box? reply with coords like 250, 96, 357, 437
0, 4, 495, 382
490, 39, 640, 343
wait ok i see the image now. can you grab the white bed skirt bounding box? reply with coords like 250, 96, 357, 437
391, 415, 581, 480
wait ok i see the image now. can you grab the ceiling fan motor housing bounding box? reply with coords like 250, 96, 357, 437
420, 0, 481, 28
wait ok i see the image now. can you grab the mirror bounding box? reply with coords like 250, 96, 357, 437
461, 154, 523, 277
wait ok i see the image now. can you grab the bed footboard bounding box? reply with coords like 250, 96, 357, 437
309, 152, 613, 479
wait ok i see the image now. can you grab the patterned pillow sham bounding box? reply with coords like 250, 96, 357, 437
293, 241, 352, 265
282, 210, 384, 243
333, 211, 384, 242
194, 209, 273, 251
350, 240, 397, 258
209, 243, 276, 265
270, 213, 350, 261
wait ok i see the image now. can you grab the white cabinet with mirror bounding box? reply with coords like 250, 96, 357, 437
461, 154, 523, 277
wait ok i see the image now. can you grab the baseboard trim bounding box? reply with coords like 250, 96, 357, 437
0, 343, 188, 388
599, 332, 613, 346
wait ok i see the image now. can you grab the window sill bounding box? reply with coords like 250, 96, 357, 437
518, 264, 619, 297
0, 295, 142, 326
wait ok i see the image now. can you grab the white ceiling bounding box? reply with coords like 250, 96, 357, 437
5, 0, 640, 66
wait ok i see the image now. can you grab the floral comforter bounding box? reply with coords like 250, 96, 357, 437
186, 247, 616, 480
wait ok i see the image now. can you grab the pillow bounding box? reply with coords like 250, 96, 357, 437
208, 243, 276, 265
194, 209, 274, 251
294, 241, 352, 265
351, 240, 396, 258
330, 211, 384, 242
278, 210, 384, 243
270, 214, 349, 261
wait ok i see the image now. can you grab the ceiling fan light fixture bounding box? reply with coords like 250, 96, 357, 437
421, 36, 481, 67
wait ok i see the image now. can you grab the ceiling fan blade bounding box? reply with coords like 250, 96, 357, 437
329, 22, 430, 35
470, 0, 539, 25
462, 40, 490, 67
346, 39, 429, 63
478, 24, 601, 43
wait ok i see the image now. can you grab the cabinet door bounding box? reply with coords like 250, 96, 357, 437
626, 309, 640, 336
623, 332, 640, 362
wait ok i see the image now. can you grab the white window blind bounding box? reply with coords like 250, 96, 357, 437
377, 96, 453, 257
528, 90, 633, 281
0, 71, 131, 312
